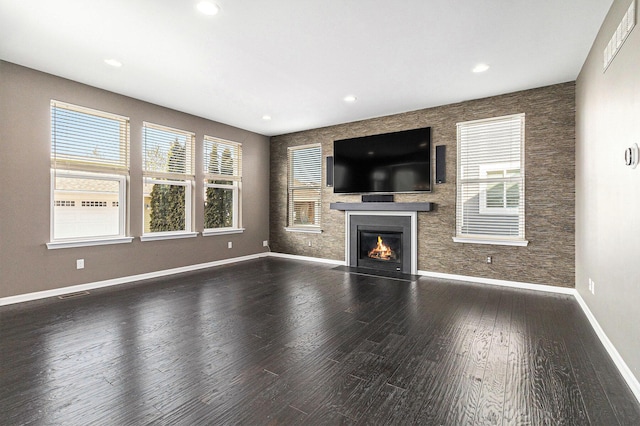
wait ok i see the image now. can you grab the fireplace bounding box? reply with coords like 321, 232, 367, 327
347, 212, 416, 275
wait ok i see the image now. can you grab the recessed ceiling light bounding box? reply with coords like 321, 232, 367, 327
262, 115, 272, 121
343, 95, 357, 103
472, 63, 490, 73
104, 59, 122, 68
196, 1, 220, 16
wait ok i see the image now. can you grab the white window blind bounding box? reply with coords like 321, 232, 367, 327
203, 136, 242, 230
143, 122, 194, 179
203, 136, 242, 182
288, 144, 322, 228
51, 101, 129, 174
49, 101, 130, 244
455, 113, 527, 245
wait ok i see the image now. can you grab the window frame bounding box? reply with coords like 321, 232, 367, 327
454, 113, 528, 246
202, 136, 243, 235
47, 101, 133, 249
141, 122, 196, 240
286, 143, 322, 232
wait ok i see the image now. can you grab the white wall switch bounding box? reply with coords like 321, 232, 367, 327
76, 259, 84, 269
228, 241, 232, 249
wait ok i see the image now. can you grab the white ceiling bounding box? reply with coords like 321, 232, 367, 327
0, 0, 612, 136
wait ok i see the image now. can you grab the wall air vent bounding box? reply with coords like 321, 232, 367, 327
58, 291, 90, 300
604, 0, 636, 72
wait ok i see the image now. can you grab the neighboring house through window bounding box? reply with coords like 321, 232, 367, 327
203, 136, 242, 234
48, 101, 131, 249
142, 122, 195, 239
287, 144, 322, 231
454, 113, 528, 246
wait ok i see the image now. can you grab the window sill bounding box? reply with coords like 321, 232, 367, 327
202, 228, 245, 236
140, 232, 198, 242
285, 227, 322, 234
453, 236, 529, 247
47, 236, 134, 250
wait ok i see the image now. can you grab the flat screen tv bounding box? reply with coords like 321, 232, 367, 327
333, 127, 431, 194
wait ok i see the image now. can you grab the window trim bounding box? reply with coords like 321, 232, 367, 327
452, 236, 529, 247
455, 113, 528, 246
285, 226, 322, 234
202, 228, 245, 237
140, 232, 198, 242
49, 101, 130, 248
47, 237, 134, 250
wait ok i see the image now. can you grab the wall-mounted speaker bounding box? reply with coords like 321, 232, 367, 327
435, 145, 446, 184
326, 156, 334, 187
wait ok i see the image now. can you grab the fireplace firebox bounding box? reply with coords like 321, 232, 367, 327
358, 230, 403, 272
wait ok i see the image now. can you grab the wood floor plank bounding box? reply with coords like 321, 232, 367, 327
444, 285, 503, 425
386, 281, 480, 390
502, 291, 535, 424
524, 293, 589, 424
1, 258, 639, 425
473, 290, 514, 425
413, 285, 493, 424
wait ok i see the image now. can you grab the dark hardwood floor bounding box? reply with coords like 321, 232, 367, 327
1, 257, 639, 425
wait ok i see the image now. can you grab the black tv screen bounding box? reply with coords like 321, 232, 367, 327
333, 127, 431, 194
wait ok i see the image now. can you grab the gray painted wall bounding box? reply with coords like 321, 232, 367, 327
0, 61, 270, 299
576, 0, 640, 380
270, 83, 576, 288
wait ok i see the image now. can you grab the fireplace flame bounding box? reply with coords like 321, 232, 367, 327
368, 235, 395, 261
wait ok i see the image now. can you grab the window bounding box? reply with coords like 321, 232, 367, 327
142, 122, 195, 239
455, 113, 527, 246
203, 136, 242, 234
48, 101, 131, 248
287, 144, 322, 231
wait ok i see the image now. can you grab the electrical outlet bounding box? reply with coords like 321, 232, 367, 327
486, 256, 492, 264
308, 240, 312, 247
588, 278, 596, 295
263, 240, 269, 247
76, 259, 84, 269
227, 241, 232, 249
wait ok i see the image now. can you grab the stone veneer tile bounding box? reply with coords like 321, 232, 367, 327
269, 82, 575, 288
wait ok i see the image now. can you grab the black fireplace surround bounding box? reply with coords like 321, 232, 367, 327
349, 215, 412, 274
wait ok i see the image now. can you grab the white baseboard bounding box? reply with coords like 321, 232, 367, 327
574, 291, 640, 402
1, 251, 638, 404
0, 252, 268, 307
417, 270, 576, 295
267, 251, 346, 266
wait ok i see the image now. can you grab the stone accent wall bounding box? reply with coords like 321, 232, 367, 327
270, 82, 575, 288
